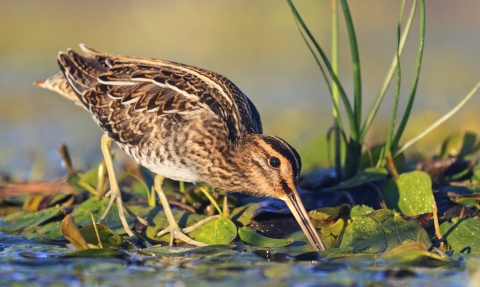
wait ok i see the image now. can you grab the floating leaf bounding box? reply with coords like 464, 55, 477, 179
319, 247, 354, 258
334, 168, 388, 190
61, 214, 89, 251
308, 205, 350, 249
339, 215, 387, 253
65, 248, 129, 259
0, 206, 62, 233
229, 199, 290, 226
72, 197, 135, 234
145, 207, 207, 241
35, 221, 65, 241
194, 217, 237, 245
238, 227, 294, 248
440, 217, 480, 254
80, 224, 128, 249
381, 171, 434, 216
370, 209, 431, 249
381, 242, 450, 266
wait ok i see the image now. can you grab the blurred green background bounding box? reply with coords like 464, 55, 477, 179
1, 1, 479, 179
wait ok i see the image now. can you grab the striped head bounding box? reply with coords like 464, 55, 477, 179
231, 134, 302, 200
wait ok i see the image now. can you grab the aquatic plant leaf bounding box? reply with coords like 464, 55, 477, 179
141, 245, 236, 257
381, 171, 434, 216
339, 215, 387, 253
0, 205, 62, 232
238, 227, 294, 248
319, 247, 354, 258
145, 208, 207, 241
80, 224, 129, 249
440, 217, 480, 254
35, 221, 64, 241
370, 209, 431, 249
333, 168, 388, 189
61, 214, 89, 251
309, 204, 351, 221
229, 199, 289, 225
72, 197, 135, 234
65, 248, 129, 259
455, 198, 480, 208
381, 242, 450, 266
436, 132, 480, 159
194, 217, 237, 245
350, 205, 375, 217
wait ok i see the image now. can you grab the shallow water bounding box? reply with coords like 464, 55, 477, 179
0, 233, 476, 287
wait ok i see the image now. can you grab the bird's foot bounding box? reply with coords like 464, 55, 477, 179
154, 174, 218, 247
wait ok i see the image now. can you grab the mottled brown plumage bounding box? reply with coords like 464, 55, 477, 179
35, 44, 325, 251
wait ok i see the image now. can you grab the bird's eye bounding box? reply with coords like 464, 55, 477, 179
269, 156, 281, 168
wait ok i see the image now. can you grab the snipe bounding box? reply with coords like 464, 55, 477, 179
35, 44, 325, 252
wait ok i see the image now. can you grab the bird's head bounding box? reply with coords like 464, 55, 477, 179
229, 134, 325, 251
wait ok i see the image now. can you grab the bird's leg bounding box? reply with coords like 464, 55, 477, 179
98, 134, 148, 237
154, 174, 219, 246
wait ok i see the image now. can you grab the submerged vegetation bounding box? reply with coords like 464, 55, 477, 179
1, 0, 480, 286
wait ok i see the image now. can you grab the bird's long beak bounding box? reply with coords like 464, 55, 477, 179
283, 189, 325, 252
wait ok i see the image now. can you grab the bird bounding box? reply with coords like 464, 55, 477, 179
34, 44, 326, 252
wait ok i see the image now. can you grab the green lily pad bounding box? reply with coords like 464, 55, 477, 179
309, 204, 351, 221
80, 224, 130, 249
238, 227, 294, 248
334, 168, 388, 189
381, 171, 435, 216
72, 197, 135, 234
308, 205, 350, 249
193, 217, 237, 245
440, 217, 480, 254
0, 206, 63, 233
370, 209, 431, 249
339, 215, 387, 253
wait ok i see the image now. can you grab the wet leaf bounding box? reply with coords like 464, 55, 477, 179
194, 217, 237, 245
370, 209, 431, 249
238, 227, 294, 248
440, 217, 480, 254
333, 168, 388, 189
339, 215, 387, 253
65, 248, 129, 259
350, 205, 374, 216
309, 204, 351, 221
61, 214, 89, 251
381, 171, 435, 216
380, 242, 450, 266
72, 197, 135, 234
80, 224, 128, 249
0, 205, 63, 232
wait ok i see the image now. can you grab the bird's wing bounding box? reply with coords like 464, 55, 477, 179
49, 44, 262, 145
